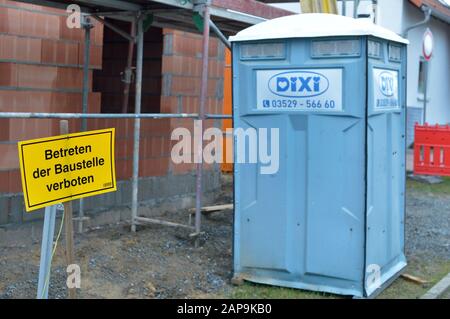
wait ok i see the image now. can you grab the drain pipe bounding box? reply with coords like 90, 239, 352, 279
353, 0, 360, 18
342, 0, 347, 16
372, 0, 378, 24
403, 6, 432, 37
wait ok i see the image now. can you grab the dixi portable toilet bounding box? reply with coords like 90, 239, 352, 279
230, 14, 409, 298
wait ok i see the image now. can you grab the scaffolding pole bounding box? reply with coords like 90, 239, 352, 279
81, 18, 92, 132
122, 20, 136, 113
0, 113, 229, 119
131, 15, 144, 233
79, 16, 93, 234
192, 2, 211, 244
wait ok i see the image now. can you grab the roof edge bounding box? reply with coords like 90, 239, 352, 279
229, 14, 409, 44
409, 0, 450, 24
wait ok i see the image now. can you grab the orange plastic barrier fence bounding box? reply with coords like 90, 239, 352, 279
414, 123, 450, 176
221, 48, 233, 173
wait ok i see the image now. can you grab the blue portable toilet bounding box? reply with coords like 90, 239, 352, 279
230, 14, 409, 298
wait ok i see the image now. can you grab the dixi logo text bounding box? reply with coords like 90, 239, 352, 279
378, 71, 396, 97
269, 71, 329, 98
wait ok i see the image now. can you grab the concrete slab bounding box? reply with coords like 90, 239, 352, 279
408, 174, 444, 184
421, 272, 450, 299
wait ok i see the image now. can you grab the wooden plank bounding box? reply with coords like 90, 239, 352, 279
401, 273, 429, 285
135, 217, 194, 230
188, 204, 233, 214
60, 120, 76, 300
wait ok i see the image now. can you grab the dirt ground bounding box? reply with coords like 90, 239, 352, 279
0, 176, 449, 299
0, 178, 234, 299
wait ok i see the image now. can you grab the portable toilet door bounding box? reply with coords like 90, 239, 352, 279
230, 14, 408, 298
365, 38, 408, 297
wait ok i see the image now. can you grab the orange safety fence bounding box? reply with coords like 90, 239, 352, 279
414, 123, 450, 176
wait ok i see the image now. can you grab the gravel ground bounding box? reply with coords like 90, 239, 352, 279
405, 189, 450, 260
0, 177, 449, 299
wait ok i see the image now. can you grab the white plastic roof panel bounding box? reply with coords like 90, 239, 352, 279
229, 13, 409, 44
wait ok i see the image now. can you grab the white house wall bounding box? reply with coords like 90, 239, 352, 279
376, 0, 405, 33
402, 2, 450, 124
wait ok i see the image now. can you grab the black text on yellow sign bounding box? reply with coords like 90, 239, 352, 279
18, 128, 117, 212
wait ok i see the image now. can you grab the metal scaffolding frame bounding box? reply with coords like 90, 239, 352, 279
2, 0, 287, 239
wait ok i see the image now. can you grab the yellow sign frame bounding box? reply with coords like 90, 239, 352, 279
18, 128, 117, 212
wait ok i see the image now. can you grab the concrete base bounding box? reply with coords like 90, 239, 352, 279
408, 174, 444, 184
0, 171, 221, 246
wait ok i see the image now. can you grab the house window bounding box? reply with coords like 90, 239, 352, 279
418, 59, 428, 99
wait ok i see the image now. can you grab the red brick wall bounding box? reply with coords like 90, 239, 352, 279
86, 118, 172, 180
93, 27, 225, 181
0, 2, 225, 195
0, 0, 103, 194
161, 29, 225, 175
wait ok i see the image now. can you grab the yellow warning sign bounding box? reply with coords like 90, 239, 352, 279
18, 128, 117, 212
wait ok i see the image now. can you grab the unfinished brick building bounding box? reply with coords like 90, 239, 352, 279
0, 0, 289, 227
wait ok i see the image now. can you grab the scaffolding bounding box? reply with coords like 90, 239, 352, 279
0, 0, 290, 239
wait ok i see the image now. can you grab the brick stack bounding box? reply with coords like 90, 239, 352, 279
0, 0, 103, 194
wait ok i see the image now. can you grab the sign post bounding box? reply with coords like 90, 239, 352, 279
36, 205, 57, 299
422, 28, 433, 123
18, 126, 116, 299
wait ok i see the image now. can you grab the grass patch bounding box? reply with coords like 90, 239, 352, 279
407, 176, 450, 195
230, 283, 340, 299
